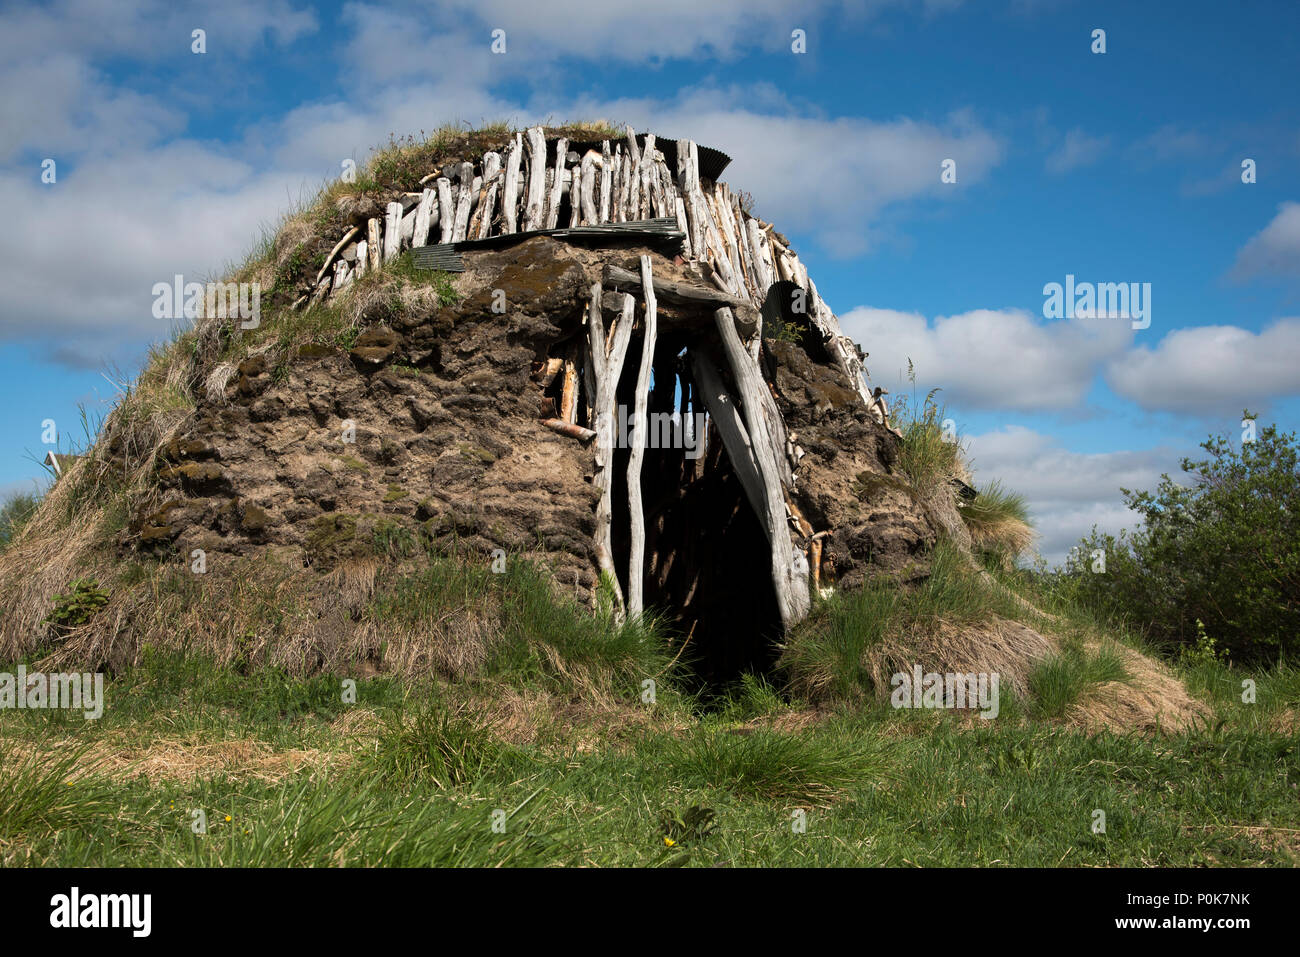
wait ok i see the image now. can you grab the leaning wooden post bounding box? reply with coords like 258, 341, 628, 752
713, 305, 810, 628
625, 256, 658, 618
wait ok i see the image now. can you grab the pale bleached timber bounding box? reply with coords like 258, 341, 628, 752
546, 137, 568, 230
588, 284, 635, 617
502, 133, 522, 234
367, 218, 381, 272
713, 305, 810, 628
474, 151, 502, 239
524, 127, 547, 231
625, 255, 658, 618
436, 178, 454, 243
383, 202, 402, 263
412, 189, 436, 248
599, 140, 612, 223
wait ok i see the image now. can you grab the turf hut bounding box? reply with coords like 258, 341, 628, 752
0, 125, 948, 688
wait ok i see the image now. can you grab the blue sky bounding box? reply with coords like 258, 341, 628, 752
1, 0, 1298, 562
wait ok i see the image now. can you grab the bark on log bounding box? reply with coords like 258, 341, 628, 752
559, 351, 579, 424
367, 218, 381, 272
625, 255, 658, 618
541, 418, 596, 442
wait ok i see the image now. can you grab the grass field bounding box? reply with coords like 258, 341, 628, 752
2, 638, 1296, 867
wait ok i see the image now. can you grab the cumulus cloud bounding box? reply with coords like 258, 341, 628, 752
838, 306, 1133, 410
1230, 201, 1300, 280
964, 426, 1175, 564
0, 0, 1004, 369
1105, 318, 1300, 414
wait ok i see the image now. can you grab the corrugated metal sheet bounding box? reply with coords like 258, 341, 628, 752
412, 217, 685, 272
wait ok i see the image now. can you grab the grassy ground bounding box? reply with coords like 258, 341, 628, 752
2, 637, 1295, 867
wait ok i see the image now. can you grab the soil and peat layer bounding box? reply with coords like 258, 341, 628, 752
1, 124, 1294, 867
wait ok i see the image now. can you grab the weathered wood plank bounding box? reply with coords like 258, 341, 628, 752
474, 151, 502, 239
601, 263, 751, 310
546, 137, 568, 230
383, 202, 402, 263
599, 140, 612, 223
524, 126, 547, 231
713, 305, 810, 628
626, 256, 658, 618
367, 218, 381, 272
436, 178, 454, 244
412, 189, 436, 248
502, 132, 523, 234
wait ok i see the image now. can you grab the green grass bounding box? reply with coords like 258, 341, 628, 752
2, 651, 1295, 866
779, 540, 1023, 701
1028, 643, 1130, 720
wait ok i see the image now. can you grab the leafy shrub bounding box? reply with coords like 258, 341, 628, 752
1058, 416, 1299, 663
0, 491, 40, 551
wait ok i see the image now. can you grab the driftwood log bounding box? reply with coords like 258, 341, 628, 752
625, 255, 658, 618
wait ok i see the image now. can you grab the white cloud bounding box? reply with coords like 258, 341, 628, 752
1230, 201, 1300, 280
964, 426, 1175, 564
1105, 318, 1300, 414
1045, 127, 1110, 174
838, 306, 1133, 410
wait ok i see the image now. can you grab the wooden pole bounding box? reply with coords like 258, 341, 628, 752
626, 255, 658, 618
502, 132, 522, 234
524, 126, 547, 232
589, 284, 635, 617
712, 305, 810, 628
436, 178, 454, 243
546, 137, 568, 229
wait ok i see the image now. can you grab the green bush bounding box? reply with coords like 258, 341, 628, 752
0, 491, 40, 551
1059, 416, 1299, 663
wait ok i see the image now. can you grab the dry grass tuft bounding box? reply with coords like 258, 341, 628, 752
865, 616, 1056, 701
0, 732, 349, 785
1065, 643, 1211, 733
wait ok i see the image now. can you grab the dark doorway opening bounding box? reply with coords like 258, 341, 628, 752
606, 328, 784, 693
